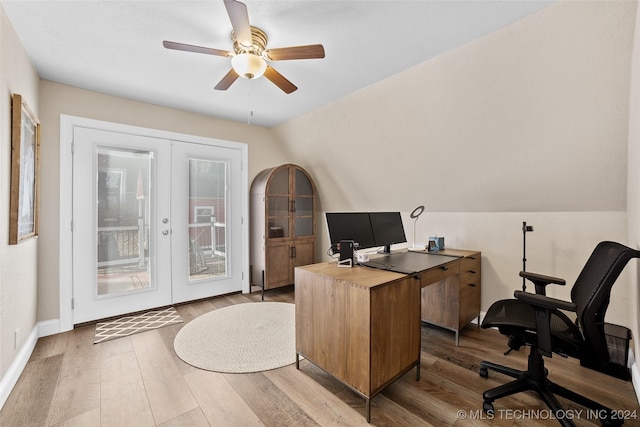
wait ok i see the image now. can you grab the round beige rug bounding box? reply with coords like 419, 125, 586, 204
174, 302, 296, 373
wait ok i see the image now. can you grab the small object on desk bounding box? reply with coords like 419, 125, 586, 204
357, 253, 369, 263
428, 236, 445, 252
339, 240, 354, 267
337, 258, 353, 268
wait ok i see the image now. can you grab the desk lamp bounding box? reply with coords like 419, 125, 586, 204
522, 221, 534, 290
410, 205, 425, 249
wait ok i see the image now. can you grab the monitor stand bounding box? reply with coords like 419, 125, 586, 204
377, 244, 391, 254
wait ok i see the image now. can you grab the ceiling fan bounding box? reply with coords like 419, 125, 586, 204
163, 0, 325, 94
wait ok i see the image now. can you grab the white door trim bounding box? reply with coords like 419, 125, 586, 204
59, 115, 249, 332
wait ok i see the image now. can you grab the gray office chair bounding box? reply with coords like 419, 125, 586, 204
479, 241, 640, 427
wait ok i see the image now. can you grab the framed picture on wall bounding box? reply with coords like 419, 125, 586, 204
9, 93, 41, 244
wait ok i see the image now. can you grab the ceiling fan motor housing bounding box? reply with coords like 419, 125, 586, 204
232, 26, 267, 56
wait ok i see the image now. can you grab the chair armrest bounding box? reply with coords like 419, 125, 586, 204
519, 271, 566, 295
514, 290, 576, 312
513, 290, 576, 357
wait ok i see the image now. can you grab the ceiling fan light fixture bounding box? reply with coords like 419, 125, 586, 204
231, 52, 267, 79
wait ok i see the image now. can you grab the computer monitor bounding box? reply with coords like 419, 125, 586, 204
325, 212, 376, 250
370, 212, 407, 254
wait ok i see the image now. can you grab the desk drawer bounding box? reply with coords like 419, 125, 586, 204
459, 268, 481, 325
419, 260, 458, 287
460, 254, 480, 275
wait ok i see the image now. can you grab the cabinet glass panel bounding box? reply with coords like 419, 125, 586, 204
295, 217, 313, 236
268, 218, 289, 238
295, 197, 313, 216
268, 195, 290, 217
294, 169, 313, 196
269, 167, 289, 195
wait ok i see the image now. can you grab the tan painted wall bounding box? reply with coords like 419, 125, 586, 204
2, 0, 639, 390
37, 80, 288, 322
0, 7, 40, 379
274, 1, 636, 326
626, 2, 640, 371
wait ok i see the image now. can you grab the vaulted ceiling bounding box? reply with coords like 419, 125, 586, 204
1, 1, 552, 127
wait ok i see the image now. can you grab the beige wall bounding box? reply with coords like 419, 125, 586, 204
274, 1, 636, 326
2, 0, 639, 396
0, 7, 40, 379
37, 81, 289, 323
626, 2, 640, 374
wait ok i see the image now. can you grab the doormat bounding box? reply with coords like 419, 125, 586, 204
94, 307, 182, 344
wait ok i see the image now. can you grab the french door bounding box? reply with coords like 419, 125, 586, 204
72, 127, 243, 324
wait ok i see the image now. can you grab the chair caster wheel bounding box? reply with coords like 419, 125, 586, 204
483, 401, 494, 414
479, 366, 488, 378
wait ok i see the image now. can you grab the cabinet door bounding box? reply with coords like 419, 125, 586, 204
266, 167, 290, 239
421, 276, 459, 328
265, 241, 292, 288
293, 240, 315, 269
292, 168, 315, 238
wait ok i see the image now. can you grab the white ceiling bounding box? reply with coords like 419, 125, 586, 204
1, 0, 552, 128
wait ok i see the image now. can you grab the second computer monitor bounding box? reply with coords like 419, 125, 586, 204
370, 212, 407, 253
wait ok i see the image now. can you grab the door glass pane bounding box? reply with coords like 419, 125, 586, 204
189, 159, 227, 281
96, 147, 152, 296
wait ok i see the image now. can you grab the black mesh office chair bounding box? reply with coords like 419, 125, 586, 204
479, 241, 640, 427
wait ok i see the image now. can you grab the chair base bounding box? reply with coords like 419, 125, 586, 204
479, 348, 623, 427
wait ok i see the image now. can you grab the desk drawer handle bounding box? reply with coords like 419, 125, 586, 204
468, 283, 477, 287
441, 266, 448, 271
468, 270, 477, 274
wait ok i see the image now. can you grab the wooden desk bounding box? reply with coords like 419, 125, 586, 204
295, 249, 480, 422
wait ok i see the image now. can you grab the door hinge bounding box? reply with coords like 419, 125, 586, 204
71, 298, 74, 309
71, 142, 75, 154
70, 220, 73, 232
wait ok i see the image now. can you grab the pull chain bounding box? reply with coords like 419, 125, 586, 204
247, 81, 254, 125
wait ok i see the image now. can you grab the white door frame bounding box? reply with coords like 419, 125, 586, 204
59, 115, 249, 332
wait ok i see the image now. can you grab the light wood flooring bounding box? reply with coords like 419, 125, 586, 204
1, 286, 639, 426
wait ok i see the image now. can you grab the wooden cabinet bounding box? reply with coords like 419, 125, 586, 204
420, 250, 481, 345
295, 249, 481, 421
295, 263, 421, 422
250, 164, 316, 295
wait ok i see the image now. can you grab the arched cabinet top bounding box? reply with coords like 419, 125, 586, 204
250, 163, 316, 196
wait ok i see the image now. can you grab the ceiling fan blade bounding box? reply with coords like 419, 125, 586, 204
264, 66, 297, 94
223, 0, 252, 47
163, 40, 231, 57
265, 44, 325, 61
214, 69, 240, 91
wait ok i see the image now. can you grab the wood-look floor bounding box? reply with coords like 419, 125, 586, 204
1, 286, 639, 427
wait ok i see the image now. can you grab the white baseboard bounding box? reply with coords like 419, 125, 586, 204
38, 319, 60, 338
0, 318, 61, 411
0, 324, 39, 411
629, 349, 640, 406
